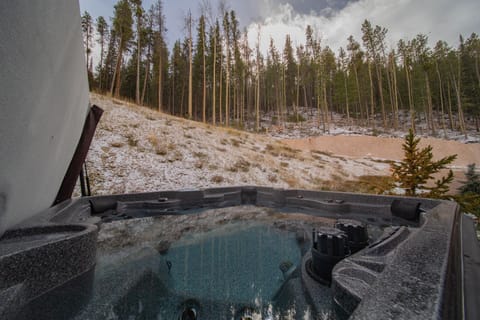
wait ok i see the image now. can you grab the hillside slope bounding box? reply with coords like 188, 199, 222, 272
86, 94, 389, 195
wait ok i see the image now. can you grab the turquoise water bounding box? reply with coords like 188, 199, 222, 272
24, 221, 327, 319
164, 223, 302, 305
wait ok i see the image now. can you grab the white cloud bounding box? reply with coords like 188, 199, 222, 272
246, 0, 480, 56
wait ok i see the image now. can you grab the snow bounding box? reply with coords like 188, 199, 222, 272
254, 106, 480, 143
86, 94, 390, 195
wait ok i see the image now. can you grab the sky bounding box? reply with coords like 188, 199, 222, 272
80, 0, 479, 56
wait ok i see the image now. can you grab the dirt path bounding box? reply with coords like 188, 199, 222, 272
282, 135, 480, 168
282, 135, 480, 192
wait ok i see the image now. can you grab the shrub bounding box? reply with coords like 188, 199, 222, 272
391, 129, 457, 197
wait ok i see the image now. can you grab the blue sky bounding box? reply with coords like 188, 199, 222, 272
79, 0, 480, 56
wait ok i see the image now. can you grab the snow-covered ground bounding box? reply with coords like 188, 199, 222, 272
255, 106, 480, 144
86, 94, 390, 195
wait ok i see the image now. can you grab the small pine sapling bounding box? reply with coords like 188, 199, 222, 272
391, 129, 457, 197
455, 164, 480, 218
459, 163, 480, 195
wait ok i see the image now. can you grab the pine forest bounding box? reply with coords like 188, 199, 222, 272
81, 0, 480, 137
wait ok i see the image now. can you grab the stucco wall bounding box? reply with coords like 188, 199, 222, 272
0, 0, 89, 235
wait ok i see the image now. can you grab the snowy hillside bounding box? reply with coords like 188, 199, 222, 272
86, 93, 390, 195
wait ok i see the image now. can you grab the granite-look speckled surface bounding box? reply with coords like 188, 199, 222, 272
349, 202, 460, 320
0, 186, 465, 320
0, 223, 97, 319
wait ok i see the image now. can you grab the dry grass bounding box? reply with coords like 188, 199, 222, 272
110, 141, 124, 148
313, 175, 393, 194
155, 146, 168, 156
280, 161, 289, 168
228, 159, 251, 173
311, 150, 333, 157
226, 128, 242, 136
193, 152, 208, 159
211, 175, 224, 183
230, 138, 242, 147
283, 175, 300, 188
208, 164, 219, 171
268, 174, 278, 183
265, 143, 300, 158
125, 133, 138, 147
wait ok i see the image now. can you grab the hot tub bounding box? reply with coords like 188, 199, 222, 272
0, 186, 475, 319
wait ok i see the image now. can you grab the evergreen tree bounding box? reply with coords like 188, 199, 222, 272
186, 10, 194, 119
110, 0, 133, 97
455, 163, 480, 217
95, 16, 109, 91
459, 163, 480, 194
151, 0, 166, 111
391, 129, 457, 197
130, 0, 144, 105
193, 15, 207, 122
82, 4, 480, 134
81, 11, 93, 69
283, 35, 296, 113
81, 11, 94, 85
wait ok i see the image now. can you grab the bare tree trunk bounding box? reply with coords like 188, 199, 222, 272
475, 52, 480, 90
425, 72, 435, 135
212, 34, 217, 125
225, 39, 230, 126
344, 72, 350, 124
135, 18, 141, 104
219, 59, 223, 124
435, 62, 447, 137
303, 86, 308, 110
405, 62, 415, 132
158, 48, 163, 111
447, 81, 455, 130
391, 55, 399, 129
353, 65, 364, 126
452, 69, 466, 137
296, 63, 300, 122
99, 37, 105, 91
368, 62, 376, 129
110, 37, 123, 97
256, 74, 260, 131
385, 56, 396, 129
282, 64, 286, 126
202, 29, 206, 123
114, 55, 122, 98
171, 67, 175, 114
324, 81, 329, 133
141, 43, 151, 106
187, 11, 193, 119
374, 63, 387, 128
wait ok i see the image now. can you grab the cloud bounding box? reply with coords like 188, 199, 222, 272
246, 0, 480, 56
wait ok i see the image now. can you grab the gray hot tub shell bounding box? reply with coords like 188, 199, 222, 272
0, 186, 472, 319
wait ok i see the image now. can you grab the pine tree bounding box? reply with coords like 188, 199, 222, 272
460, 163, 480, 194
95, 16, 109, 91
151, 0, 166, 111
186, 10, 193, 119
110, 0, 133, 97
391, 129, 457, 197
81, 11, 94, 70
81, 11, 94, 86
130, 0, 143, 105
455, 163, 480, 217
